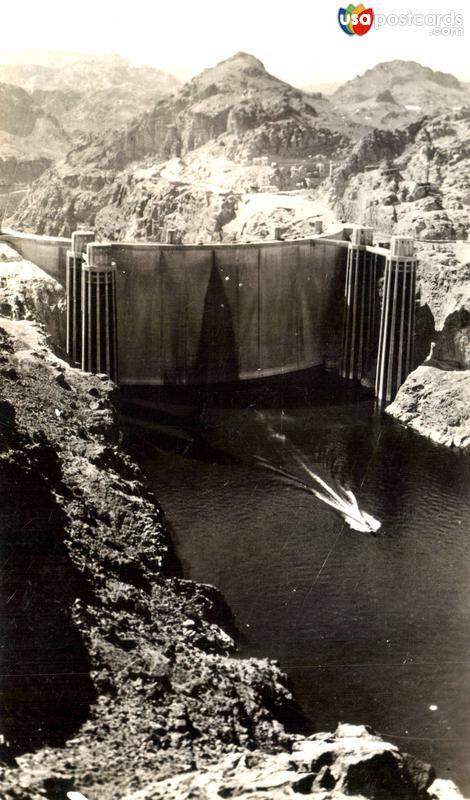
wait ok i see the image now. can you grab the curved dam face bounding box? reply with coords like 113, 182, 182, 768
113, 239, 347, 385
1, 230, 347, 385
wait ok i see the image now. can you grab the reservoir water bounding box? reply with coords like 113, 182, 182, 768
123, 370, 470, 792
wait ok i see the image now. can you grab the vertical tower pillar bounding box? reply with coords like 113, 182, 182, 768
81, 242, 118, 383
66, 229, 94, 364
340, 226, 378, 381
375, 236, 417, 403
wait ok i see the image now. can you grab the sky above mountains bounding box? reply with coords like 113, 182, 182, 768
2, 0, 468, 85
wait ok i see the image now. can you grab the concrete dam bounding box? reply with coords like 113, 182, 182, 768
0, 226, 417, 401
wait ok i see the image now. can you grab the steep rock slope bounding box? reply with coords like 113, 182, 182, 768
327, 108, 470, 241
0, 313, 296, 798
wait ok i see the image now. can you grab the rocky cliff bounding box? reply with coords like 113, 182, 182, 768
0, 310, 296, 798
386, 243, 470, 449
327, 108, 470, 242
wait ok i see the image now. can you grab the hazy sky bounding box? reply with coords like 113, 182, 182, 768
2, 0, 469, 85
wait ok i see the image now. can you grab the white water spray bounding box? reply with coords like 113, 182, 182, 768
256, 453, 381, 534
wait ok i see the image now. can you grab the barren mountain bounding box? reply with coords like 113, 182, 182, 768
0, 82, 69, 161
0, 81, 70, 221
9, 52, 354, 239
62, 52, 355, 171
9, 54, 470, 244
330, 60, 470, 129
0, 53, 180, 135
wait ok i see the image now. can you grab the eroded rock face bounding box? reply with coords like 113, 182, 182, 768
328, 109, 470, 242
0, 242, 66, 348
0, 155, 51, 184
0, 82, 42, 138
0, 82, 70, 162
387, 246, 470, 449
60, 52, 346, 174
0, 54, 180, 137
386, 365, 470, 449
118, 724, 462, 800
0, 316, 296, 800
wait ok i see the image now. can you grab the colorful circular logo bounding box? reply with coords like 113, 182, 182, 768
338, 4, 375, 35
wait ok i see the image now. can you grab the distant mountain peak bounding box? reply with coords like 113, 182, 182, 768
336, 60, 463, 95
188, 51, 270, 90
217, 52, 267, 71
332, 60, 468, 115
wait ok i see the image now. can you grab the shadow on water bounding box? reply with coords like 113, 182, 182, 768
121, 367, 372, 450
0, 443, 96, 754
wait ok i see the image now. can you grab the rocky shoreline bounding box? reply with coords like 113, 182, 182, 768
386, 364, 470, 449
386, 242, 470, 451
0, 255, 467, 798
0, 315, 296, 798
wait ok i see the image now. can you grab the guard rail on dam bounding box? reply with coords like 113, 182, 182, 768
0, 226, 417, 401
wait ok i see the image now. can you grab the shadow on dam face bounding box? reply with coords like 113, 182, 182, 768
0, 448, 96, 754
190, 258, 239, 384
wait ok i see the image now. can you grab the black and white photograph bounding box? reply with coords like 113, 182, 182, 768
0, 2, 469, 798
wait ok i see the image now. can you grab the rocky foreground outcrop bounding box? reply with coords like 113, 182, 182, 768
0, 260, 466, 799
0, 313, 296, 797
120, 723, 464, 800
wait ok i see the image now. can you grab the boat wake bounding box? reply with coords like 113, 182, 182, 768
255, 453, 382, 535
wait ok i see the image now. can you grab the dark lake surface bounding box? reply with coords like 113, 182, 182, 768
123, 370, 470, 792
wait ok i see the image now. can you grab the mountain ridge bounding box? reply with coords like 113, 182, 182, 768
333, 59, 469, 107
0, 53, 181, 136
